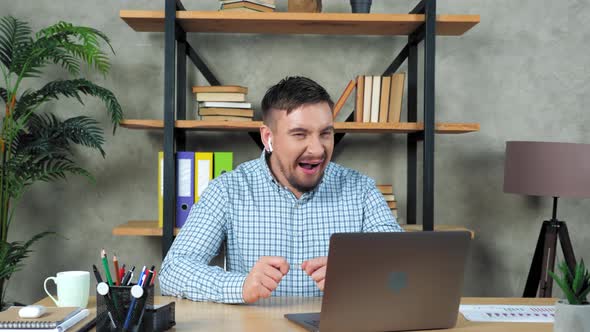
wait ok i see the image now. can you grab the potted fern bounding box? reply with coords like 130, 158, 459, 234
0, 16, 122, 308
549, 260, 590, 332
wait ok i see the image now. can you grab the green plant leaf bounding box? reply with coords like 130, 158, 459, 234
0, 87, 7, 103
14, 79, 122, 134
549, 269, 579, 304
573, 260, 584, 294
0, 16, 32, 70
558, 261, 574, 285
0, 232, 53, 280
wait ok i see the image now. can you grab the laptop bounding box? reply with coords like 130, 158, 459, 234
285, 231, 471, 332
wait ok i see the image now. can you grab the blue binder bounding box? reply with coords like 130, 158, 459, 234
176, 151, 194, 228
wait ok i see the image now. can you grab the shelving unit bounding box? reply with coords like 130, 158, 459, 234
120, 119, 480, 134
117, 0, 480, 258
113, 220, 475, 239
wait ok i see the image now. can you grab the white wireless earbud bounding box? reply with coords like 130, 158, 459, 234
268, 137, 273, 153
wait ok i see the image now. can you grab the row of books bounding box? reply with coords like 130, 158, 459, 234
158, 152, 234, 228
377, 184, 398, 218
194, 85, 254, 121
218, 0, 276, 12
333, 73, 406, 123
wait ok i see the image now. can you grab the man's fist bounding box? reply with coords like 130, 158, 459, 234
242, 256, 290, 303
301, 256, 328, 291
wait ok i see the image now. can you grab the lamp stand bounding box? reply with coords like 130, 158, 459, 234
523, 197, 577, 297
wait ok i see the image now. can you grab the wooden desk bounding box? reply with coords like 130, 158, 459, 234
38, 296, 555, 331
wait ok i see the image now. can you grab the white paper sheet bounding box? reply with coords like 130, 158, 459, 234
459, 304, 555, 323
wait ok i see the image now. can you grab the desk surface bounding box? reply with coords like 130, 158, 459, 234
38, 296, 556, 331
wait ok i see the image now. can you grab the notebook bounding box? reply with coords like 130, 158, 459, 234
0, 306, 83, 330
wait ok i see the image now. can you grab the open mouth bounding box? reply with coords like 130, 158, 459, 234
298, 161, 322, 175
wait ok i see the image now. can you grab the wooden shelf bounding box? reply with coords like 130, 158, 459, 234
113, 220, 474, 238
120, 10, 479, 36
120, 119, 479, 134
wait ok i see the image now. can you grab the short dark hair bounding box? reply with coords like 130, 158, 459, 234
261, 76, 334, 125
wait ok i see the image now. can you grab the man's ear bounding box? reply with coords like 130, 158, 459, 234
260, 125, 272, 153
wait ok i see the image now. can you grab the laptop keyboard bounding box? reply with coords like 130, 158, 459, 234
305, 320, 321, 327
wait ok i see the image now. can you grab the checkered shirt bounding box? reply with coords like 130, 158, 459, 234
159, 151, 403, 303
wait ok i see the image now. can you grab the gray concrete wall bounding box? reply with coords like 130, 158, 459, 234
0, 0, 588, 304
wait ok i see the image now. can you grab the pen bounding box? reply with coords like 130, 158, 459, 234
92, 264, 103, 284
137, 266, 146, 286
119, 264, 126, 283
143, 270, 154, 290
123, 268, 148, 329
122, 265, 135, 285
101, 249, 114, 286
113, 254, 120, 286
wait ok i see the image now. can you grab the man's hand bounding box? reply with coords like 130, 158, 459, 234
242, 256, 290, 303
301, 256, 328, 291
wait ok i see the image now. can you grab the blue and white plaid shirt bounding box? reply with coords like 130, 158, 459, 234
159, 151, 403, 303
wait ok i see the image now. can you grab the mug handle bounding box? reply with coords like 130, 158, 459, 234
43, 277, 59, 306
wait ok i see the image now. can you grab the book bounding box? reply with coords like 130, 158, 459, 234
221, 2, 275, 12
387, 201, 397, 209
0, 306, 85, 330
378, 76, 391, 122
362, 75, 372, 122
192, 85, 248, 94
376, 184, 393, 194
382, 194, 396, 201
332, 79, 356, 120
219, 7, 264, 12
387, 72, 406, 122
195, 92, 246, 102
200, 115, 252, 122
370, 75, 381, 123
198, 101, 252, 109
220, 0, 276, 9
355, 75, 364, 122
198, 108, 254, 117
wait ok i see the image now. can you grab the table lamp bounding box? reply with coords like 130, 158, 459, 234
504, 141, 590, 297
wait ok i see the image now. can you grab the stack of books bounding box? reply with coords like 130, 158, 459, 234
219, 0, 276, 12
194, 85, 254, 122
377, 184, 398, 219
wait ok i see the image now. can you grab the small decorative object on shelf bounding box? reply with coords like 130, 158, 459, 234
550, 260, 590, 332
288, 0, 322, 12
350, 0, 372, 13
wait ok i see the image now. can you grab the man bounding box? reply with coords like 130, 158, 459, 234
159, 76, 402, 304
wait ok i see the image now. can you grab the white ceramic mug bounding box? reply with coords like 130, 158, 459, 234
43, 271, 90, 308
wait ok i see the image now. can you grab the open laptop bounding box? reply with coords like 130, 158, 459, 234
285, 231, 471, 332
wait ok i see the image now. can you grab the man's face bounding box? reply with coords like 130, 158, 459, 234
268, 102, 334, 195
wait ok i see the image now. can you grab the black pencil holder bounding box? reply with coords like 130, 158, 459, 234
96, 284, 154, 332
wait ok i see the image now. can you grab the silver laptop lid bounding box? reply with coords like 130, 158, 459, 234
319, 231, 471, 332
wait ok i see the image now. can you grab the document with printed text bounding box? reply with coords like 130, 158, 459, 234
459, 305, 555, 323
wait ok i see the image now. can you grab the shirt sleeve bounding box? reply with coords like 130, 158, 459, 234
158, 179, 247, 303
362, 178, 404, 232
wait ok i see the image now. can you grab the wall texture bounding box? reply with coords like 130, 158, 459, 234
0, 0, 588, 304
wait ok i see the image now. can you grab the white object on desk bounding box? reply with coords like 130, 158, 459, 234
460, 304, 555, 323
18, 305, 46, 318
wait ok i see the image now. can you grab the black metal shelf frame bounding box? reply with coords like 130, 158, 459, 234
161, 0, 436, 257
